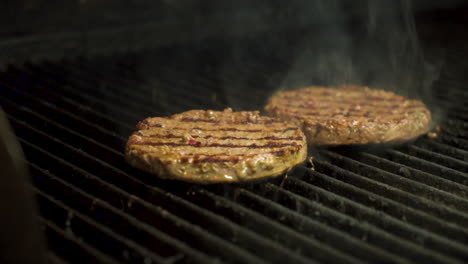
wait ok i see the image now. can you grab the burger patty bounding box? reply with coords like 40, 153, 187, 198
125, 108, 307, 183
265, 85, 432, 145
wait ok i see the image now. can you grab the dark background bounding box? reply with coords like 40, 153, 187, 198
0, 0, 466, 65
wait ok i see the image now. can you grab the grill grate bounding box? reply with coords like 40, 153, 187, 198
1, 40, 467, 264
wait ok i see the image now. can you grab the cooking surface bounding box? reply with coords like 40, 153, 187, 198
0, 39, 467, 263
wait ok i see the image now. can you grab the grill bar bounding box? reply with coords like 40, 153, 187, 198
288, 170, 468, 245
33, 184, 167, 264
0, 81, 126, 148
135, 189, 323, 263
401, 145, 468, 173
258, 179, 451, 263
285, 173, 465, 263
380, 149, 468, 185
232, 186, 410, 263
338, 151, 468, 199
195, 188, 357, 264
314, 160, 468, 229
321, 150, 468, 210
415, 138, 468, 161
40, 217, 118, 264
0, 96, 125, 165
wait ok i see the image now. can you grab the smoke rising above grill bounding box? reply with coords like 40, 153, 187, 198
215, 0, 444, 111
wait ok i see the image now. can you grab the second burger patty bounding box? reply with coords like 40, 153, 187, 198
265, 85, 432, 145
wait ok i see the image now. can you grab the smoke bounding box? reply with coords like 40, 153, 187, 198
284, 1, 430, 94
216, 0, 445, 110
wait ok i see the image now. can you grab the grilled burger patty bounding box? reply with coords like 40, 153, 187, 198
126, 108, 307, 183
265, 85, 432, 145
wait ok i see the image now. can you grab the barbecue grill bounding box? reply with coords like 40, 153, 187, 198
0, 1, 467, 264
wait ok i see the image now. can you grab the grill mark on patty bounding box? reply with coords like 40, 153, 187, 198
133, 141, 301, 149
138, 149, 293, 159
275, 98, 416, 109
144, 125, 298, 133
135, 133, 303, 141
180, 117, 281, 125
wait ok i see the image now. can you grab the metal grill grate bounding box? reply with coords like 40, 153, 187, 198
0, 40, 467, 264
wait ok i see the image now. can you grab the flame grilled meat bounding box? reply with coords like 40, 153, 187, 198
265, 85, 432, 145
126, 108, 307, 183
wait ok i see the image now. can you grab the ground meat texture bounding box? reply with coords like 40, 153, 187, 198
264, 85, 432, 145
125, 108, 307, 183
